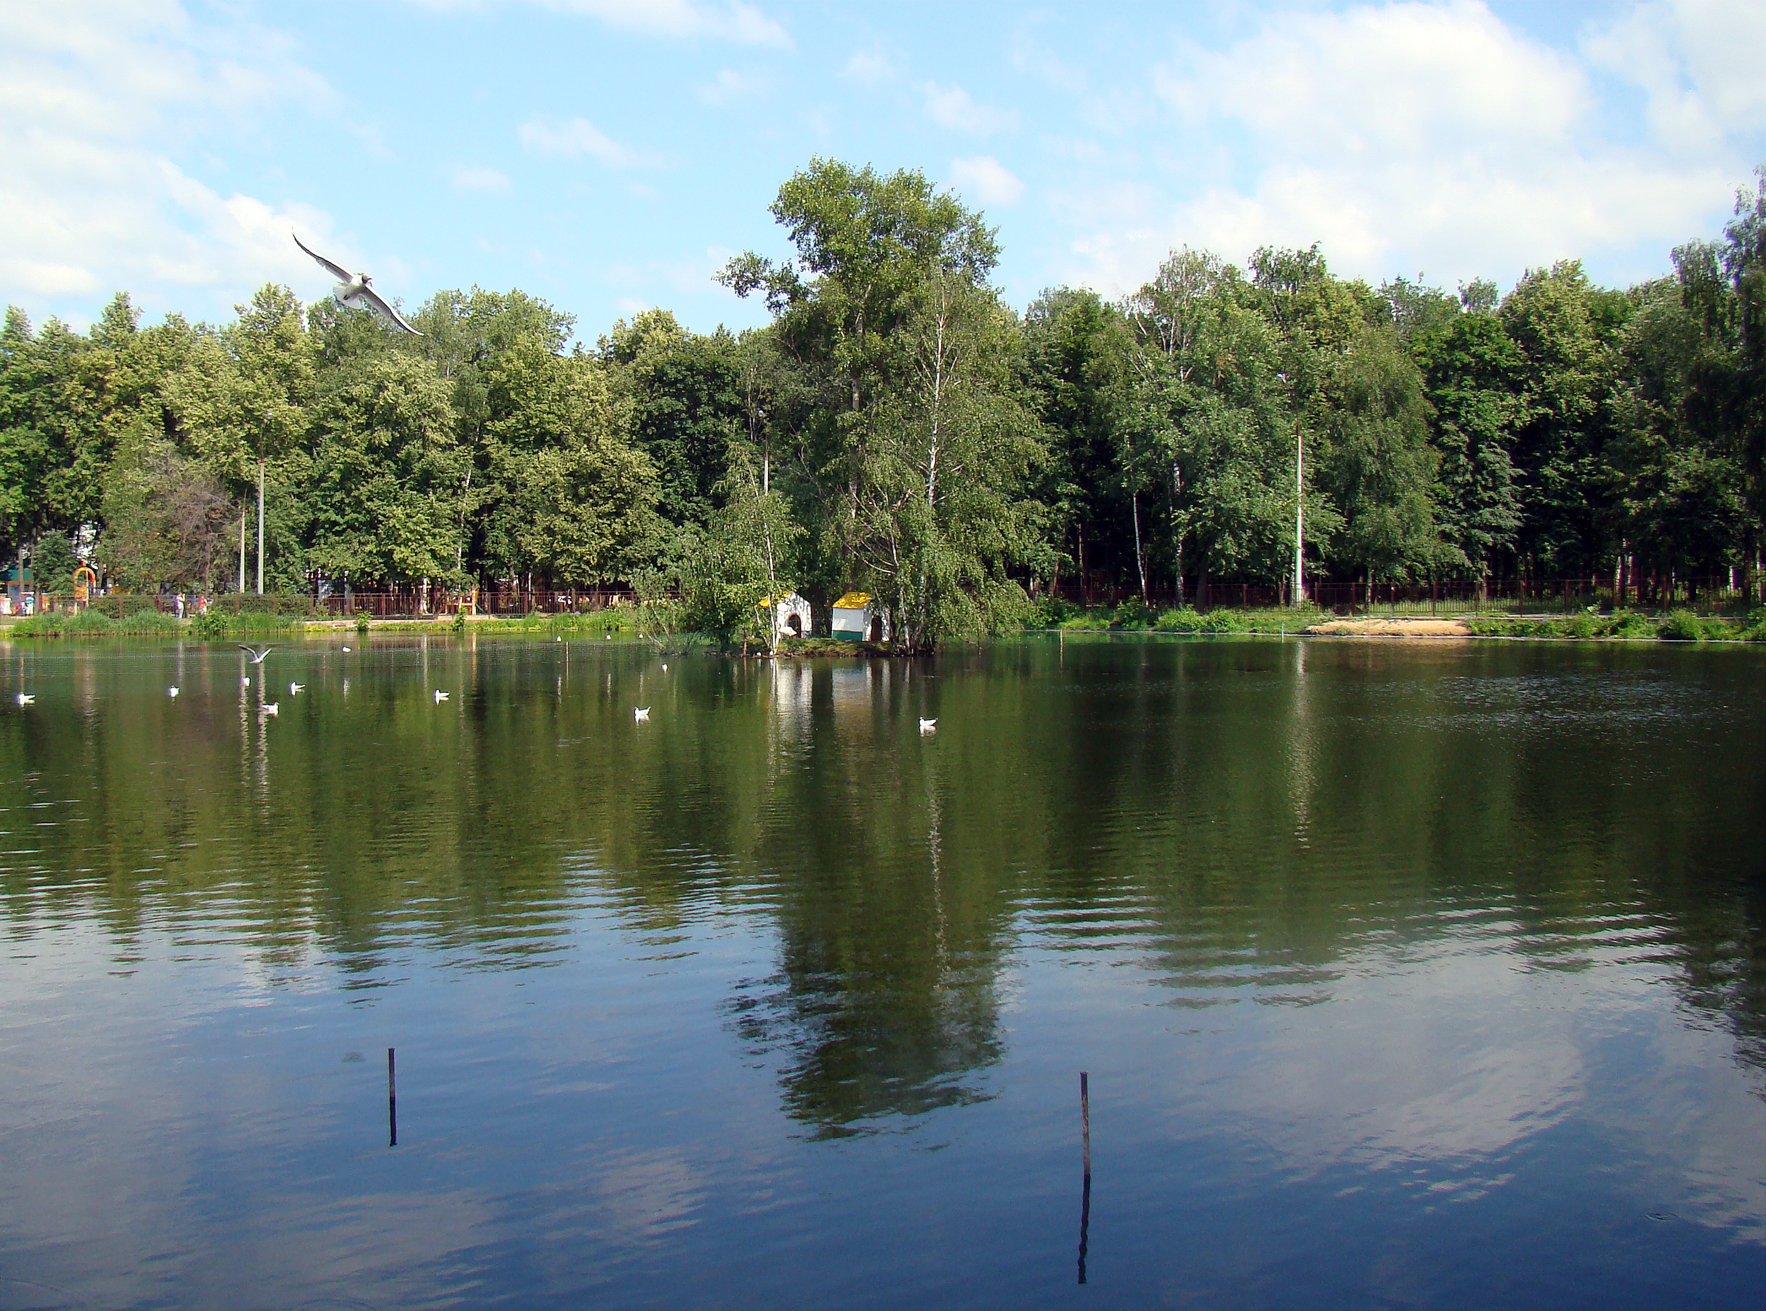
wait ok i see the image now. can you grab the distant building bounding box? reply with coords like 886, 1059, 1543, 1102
764, 592, 812, 644
831, 591, 890, 643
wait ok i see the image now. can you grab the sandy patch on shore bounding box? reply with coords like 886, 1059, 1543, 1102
1306, 618, 1471, 636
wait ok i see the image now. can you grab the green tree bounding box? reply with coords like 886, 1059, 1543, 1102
722, 160, 1041, 649
1414, 309, 1524, 584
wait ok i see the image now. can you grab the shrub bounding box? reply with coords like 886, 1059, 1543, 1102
1025, 596, 1077, 628
1154, 607, 1205, 632
189, 611, 226, 639
1658, 610, 1705, 642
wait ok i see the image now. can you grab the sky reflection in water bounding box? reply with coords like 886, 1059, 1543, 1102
0, 635, 1760, 1310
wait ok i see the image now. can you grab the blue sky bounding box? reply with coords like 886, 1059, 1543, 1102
3, 0, 1763, 341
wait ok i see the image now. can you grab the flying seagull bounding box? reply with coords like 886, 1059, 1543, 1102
633, 706, 650, 721
15, 693, 34, 705
288, 683, 304, 695
260, 702, 279, 717
919, 717, 937, 734
239, 645, 272, 664
168, 687, 179, 698
293, 233, 422, 335
434, 690, 449, 702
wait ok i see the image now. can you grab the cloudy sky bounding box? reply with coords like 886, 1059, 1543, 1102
3, 0, 1763, 338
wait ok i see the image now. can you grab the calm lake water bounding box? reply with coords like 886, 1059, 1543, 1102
0, 634, 1761, 1310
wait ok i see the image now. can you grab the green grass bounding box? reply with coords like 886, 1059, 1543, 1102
11, 608, 182, 637
1038, 603, 1328, 634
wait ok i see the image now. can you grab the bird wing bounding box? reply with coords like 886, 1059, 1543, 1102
356, 283, 423, 336
292, 231, 355, 282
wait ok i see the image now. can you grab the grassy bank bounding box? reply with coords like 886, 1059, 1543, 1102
11, 600, 1764, 646
1027, 599, 1766, 643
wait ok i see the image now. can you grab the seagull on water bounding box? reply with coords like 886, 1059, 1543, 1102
919, 717, 937, 734
289, 682, 304, 695
341, 646, 352, 653
434, 690, 449, 702
661, 663, 668, 672
238, 645, 272, 664
633, 706, 650, 721
293, 233, 422, 335
15, 693, 34, 705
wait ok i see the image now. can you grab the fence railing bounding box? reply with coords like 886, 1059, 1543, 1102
19, 588, 656, 620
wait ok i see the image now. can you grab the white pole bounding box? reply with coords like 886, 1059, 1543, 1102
1292, 423, 1305, 607
256, 456, 265, 596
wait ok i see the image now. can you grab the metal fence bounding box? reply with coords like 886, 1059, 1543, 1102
23, 587, 657, 620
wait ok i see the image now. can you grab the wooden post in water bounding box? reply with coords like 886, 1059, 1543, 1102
1077, 1071, 1091, 1284
1081, 1072, 1091, 1178
388, 1047, 398, 1147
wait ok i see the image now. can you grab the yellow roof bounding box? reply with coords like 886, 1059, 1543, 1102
831, 592, 873, 610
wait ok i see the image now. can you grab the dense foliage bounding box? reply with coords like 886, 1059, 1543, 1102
2, 161, 1761, 648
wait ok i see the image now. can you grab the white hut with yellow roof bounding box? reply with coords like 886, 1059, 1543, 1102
831, 591, 891, 643
762, 592, 812, 644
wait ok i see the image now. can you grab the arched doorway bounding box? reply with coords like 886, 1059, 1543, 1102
786, 612, 803, 637
867, 616, 883, 643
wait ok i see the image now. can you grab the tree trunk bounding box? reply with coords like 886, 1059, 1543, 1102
1131, 491, 1147, 604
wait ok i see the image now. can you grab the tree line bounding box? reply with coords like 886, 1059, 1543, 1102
2, 158, 1760, 649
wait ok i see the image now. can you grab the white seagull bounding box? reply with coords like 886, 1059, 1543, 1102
168, 687, 180, 698
434, 690, 449, 702
289, 682, 304, 695
919, 717, 937, 734
238, 645, 272, 664
293, 233, 422, 336
15, 693, 34, 705
341, 645, 352, 652
241, 676, 251, 687
633, 706, 650, 721
260, 702, 280, 717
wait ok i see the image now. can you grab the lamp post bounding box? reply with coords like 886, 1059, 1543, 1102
256, 410, 270, 596
1292, 419, 1305, 608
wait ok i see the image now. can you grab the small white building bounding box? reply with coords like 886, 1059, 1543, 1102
764, 592, 812, 644
831, 591, 891, 643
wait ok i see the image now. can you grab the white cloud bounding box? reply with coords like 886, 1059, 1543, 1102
1055, 0, 1756, 296
1583, 0, 1766, 153
1155, 1, 1590, 158
948, 156, 1024, 207
406, 0, 791, 47
697, 68, 764, 105
451, 166, 512, 192
518, 116, 667, 169
0, 0, 344, 316
920, 81, 1019, 136
843, 47, 895, 85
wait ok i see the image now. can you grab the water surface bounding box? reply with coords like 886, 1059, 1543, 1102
0, 635, 1761, 1309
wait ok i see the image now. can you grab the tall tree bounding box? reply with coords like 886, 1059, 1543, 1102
722, 160, 1042, 648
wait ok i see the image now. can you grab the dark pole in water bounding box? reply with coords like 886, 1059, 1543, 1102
388, 1047, 398, 1147
1081, 1071, 1091, 1177
1078, 1071, 1091, 1284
